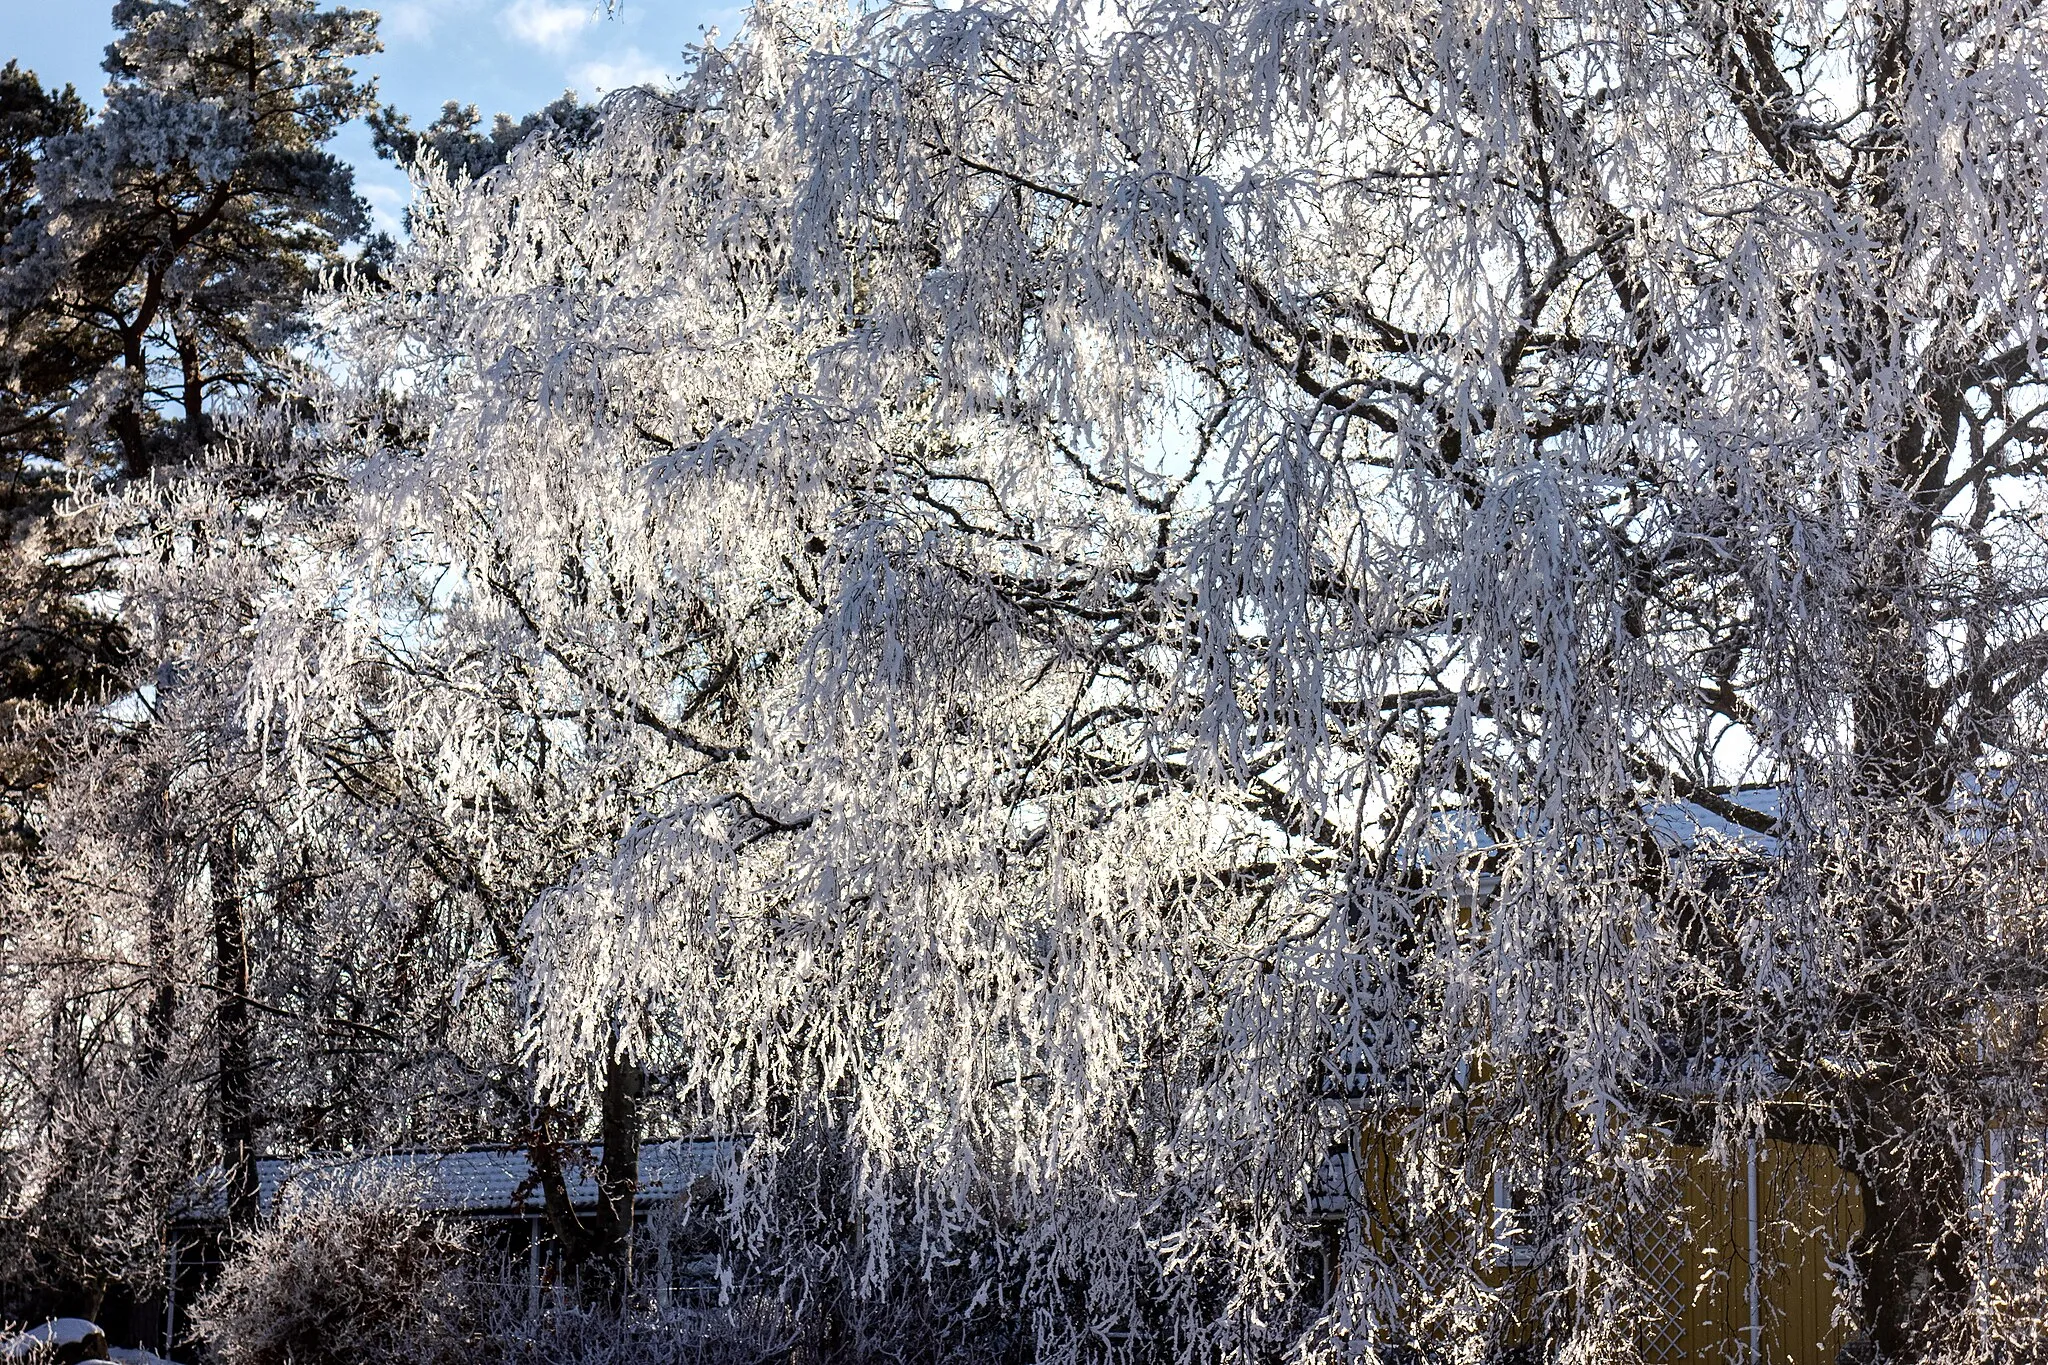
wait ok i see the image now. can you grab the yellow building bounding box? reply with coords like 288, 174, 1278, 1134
1344, 1129, 1869, 1364
1640, 1140, 1862, 1365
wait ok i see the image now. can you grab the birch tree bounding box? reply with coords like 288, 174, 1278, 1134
752, 0, 2048, 1358
261, 56, 828, 1298
241, 0, 2048, 1359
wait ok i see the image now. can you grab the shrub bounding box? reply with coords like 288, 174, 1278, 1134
188, 1175, 477, 1365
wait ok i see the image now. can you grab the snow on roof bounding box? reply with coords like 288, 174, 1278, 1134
1648, 787, 1781, 850
174, 1138, 738, 1223
2, 1320, 103, 1361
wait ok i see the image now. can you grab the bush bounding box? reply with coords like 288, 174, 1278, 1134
188, 1176, 478, 1365
481, 1297, 803, 1365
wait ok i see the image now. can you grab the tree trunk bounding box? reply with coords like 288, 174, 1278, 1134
1845, 1099, 1972, 1363
210, 830, 257, 1231
177, 332, 208, 453
115, 317, 152, 480
591, 1055, 644, 1308
530, 1105, 591, 1287
113, 403, 149, 481
529, 1055, 644, 1310
1839, 545, 1973, 1360
142, 896, 178, 1075
140, 786, 178, 1081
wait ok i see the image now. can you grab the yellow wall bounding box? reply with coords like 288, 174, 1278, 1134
1657, 1140, 1864, 1365
1352, 1130, 1866, 1363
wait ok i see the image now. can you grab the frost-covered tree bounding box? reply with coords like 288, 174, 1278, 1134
34, 0, 2034, 1358
0, 0, 376, 477
0, 61, 88, 474
2, 0, 379, 880
277, 60, 827, 1301
0, 3, 384, 1307
329, 0, 2047, 1359
291, 10, 1449, 1356
0, 419, 520, 1322
0, 62, 123, 856
751, 0, 2048, 1357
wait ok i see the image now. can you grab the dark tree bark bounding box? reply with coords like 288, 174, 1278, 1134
210, 828, 257, 1231
1845, 1108, 1971, 1365
591, 1055, 645, 1307
177, 330, 208, 452
139, 775, 179, 1082
530, 1053, 645, 1309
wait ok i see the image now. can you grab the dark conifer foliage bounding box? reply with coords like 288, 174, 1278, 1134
0, 0, 378, 480
368, 91, 599, 181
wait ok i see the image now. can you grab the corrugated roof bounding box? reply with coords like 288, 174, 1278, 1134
175, 1139, 738, 1223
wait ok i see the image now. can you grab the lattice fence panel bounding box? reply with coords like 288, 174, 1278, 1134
1621, 1205, 1693, 1364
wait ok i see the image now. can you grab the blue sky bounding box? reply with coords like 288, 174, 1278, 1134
1, 0, 740, 235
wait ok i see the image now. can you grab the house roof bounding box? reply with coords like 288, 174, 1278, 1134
174, 1138, 738, 1223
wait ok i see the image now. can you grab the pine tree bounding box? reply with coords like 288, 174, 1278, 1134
0, 61, 87, 476
0, 0, 378, 479
0, 62, 107, 853
367, 92, 599, 182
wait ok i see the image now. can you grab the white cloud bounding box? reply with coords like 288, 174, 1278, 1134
382, 2, 438, 41
504, 0, 597, 53
360, 181, 411, 239
382, 0, 488, 42
570, 47, 674, 94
